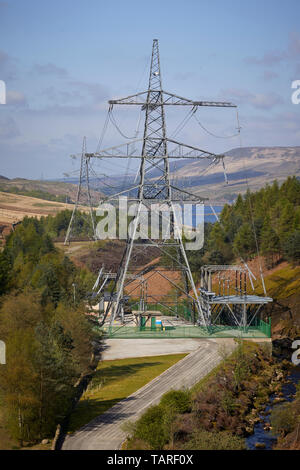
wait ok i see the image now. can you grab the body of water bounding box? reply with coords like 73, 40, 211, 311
191, 205, 223, 226
246, 365, 300, 450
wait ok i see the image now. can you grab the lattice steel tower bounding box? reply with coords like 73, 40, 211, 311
66, 39, 236, 327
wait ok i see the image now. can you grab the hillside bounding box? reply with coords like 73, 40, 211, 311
0, 176, 102, 205
74, 146, 300, 203
0, 191, 91, 240
168, 146, 300, 202
254, 261, 300, 339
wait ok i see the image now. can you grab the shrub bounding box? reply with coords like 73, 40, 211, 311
220, 390, 236, 415
134, 405, 168, 449
183, 430, 245, 450
271, 403, 296, 436
160, 390, 191, 414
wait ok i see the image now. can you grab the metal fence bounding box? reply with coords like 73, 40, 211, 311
100, 318, 272, 339
258, 318, 272, 337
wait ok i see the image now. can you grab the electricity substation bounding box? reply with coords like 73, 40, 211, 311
65, 40, 273, 340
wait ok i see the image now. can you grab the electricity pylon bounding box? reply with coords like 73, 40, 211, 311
67, 39, 236, 326
64, 137, 96, 244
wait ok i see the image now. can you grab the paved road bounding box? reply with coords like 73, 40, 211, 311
62, 339, 235, 450
101, 338, 208, 360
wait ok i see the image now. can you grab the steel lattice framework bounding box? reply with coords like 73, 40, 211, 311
64, 137, 96, 243
199, 265, 272, 330
65, 39, 238, 327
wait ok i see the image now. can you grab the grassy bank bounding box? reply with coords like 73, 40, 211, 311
255, 264, 300, 300
67, 354, 186, 433
254, 263, 300, 337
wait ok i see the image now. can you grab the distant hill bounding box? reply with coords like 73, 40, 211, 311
4, 146, 299, 205
167, 146, 300, 203
0, 177, 103, 205
0, 190, 93, 238
60, 146, 299, 203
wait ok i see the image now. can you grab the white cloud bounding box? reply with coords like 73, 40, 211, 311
244, 32, 300, 73
37, 80, 109, 112
249, 92, 283, 109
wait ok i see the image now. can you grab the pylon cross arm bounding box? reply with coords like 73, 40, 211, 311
85, 138, 226, 161
108, 90, 236, 108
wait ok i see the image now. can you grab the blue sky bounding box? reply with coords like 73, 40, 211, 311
0, 0, 300, 179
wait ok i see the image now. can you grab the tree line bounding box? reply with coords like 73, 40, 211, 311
0, 185, 72, 203
0, 216, 98, 445
186, 176, 300, 277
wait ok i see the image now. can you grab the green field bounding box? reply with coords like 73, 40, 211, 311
68, 354, 186, 433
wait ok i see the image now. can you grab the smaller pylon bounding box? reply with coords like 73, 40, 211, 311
64, 137, 96, 245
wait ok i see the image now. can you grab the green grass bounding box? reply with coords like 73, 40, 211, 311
33, 202, 61, 208
255, 265, 300, 299
67, 354, 187, 433
190, 340, 260, 396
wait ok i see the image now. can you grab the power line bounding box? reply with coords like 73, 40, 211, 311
193, 108, 240, 139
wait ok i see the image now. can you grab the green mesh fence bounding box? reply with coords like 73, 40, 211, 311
258, 318, 272, 337
100, 318, 272, 339
129, 302, 195, 321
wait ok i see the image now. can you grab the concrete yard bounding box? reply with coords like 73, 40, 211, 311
101, 337, 210, 360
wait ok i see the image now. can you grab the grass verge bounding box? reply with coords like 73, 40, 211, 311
67, 353, 187, 433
